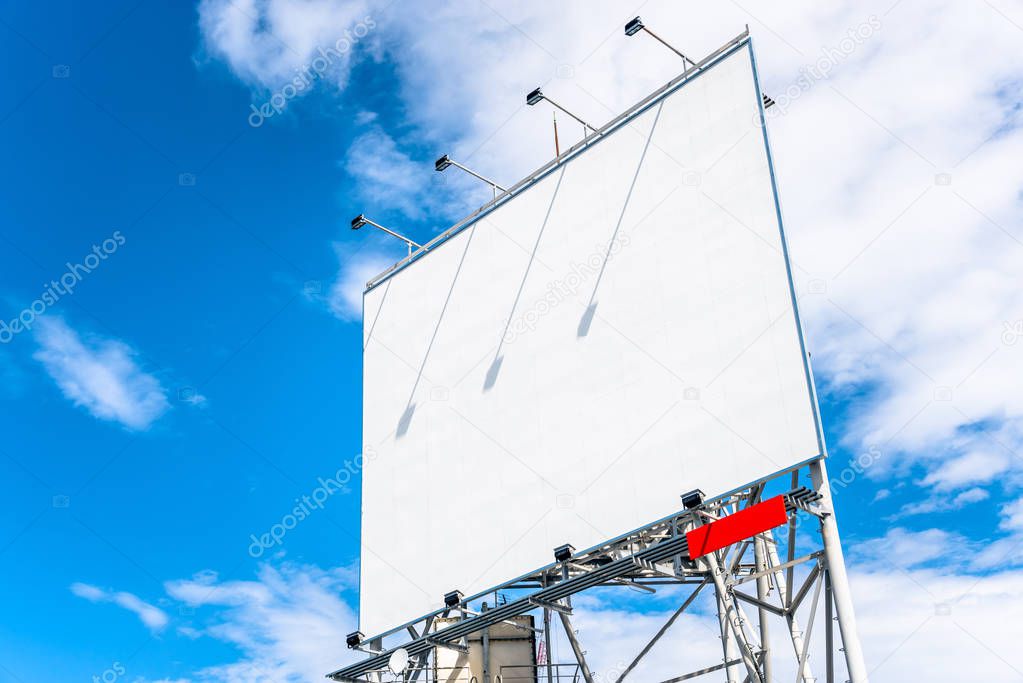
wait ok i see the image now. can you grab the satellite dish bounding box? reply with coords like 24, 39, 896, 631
388, 648, 410, 675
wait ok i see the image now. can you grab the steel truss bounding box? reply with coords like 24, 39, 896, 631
327, 459, 867, 682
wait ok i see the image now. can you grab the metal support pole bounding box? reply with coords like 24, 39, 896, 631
794, 568, 824, 683
558, 612, 595, 683
825, 569, 835, 683
765, 533, 814, 683
690, 509, 742, 683
368, 638, 383, 683
754, 535, 772, 683
732, 599, 763, 651
541, 574, 554, 683
705, 551, 762, 683
562, 563, 572, 609
713, 564, 739, 678
408, 651, 428, 683
786, 471, 798, 601
810, 458, 869, 682
481, 603, 491, 683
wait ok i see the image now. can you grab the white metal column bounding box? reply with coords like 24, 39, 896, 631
765, 532, 814, 683
810, 459, 869, 682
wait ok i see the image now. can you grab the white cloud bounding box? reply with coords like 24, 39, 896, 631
922, 450, 1011, 492
179, 391, 208, 407
33, 317, 169, 430
69, 582, 105, 601
852, 526, 967, 570
199, 1, 1023, 504
343, 127, 433, 220
962, 496, 1023, 569
353, 110, 377, 125
956, 487, 991, 505
177, 625, 202, 640
70, 582, 169, 632
326, 247, 399, 321
197, 0, 373, 89
1001, 497, 1023, 532
163, 564, 358, 682
849, 564, 1023, 681
894, 486, 991, 518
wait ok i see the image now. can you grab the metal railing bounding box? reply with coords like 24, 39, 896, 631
424, 663, 579, 683
500, 663, 581, 682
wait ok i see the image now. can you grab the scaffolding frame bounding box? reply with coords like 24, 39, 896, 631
327, 457, 867, 683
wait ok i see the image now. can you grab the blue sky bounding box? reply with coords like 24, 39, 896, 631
1, 1, 1022, 681
1, 2, 371, 679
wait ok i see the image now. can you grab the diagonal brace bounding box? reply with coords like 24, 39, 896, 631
616, 579, 710, 683
559, 612, 595, 683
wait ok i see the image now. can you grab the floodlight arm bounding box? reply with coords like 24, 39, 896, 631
626, 20, 770, 107
541, 95, 599, 135
354, 216, 422, 257
446, 159, 507, 198
640, 26, 698, 68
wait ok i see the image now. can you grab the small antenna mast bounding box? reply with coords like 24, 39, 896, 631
553, 111, 560, 157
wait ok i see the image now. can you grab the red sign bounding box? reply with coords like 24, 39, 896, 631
686, 495, 788, 559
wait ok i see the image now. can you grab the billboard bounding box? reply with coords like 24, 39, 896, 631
358, 39, 821, 636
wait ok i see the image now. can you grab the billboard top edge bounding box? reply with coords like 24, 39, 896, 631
363, 28, 752, 294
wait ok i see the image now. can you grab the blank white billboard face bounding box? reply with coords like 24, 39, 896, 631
359, 42, 821, 635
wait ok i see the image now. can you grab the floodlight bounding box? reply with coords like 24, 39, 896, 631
348, 214, 422, 257
345, 631, 365, 649
443, 589, 464, 607
554, 543, 575, 562
681, 489, 705, 509
434, 154, 507, 198
525, 88, 598, 136
624, 16, 644, 36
